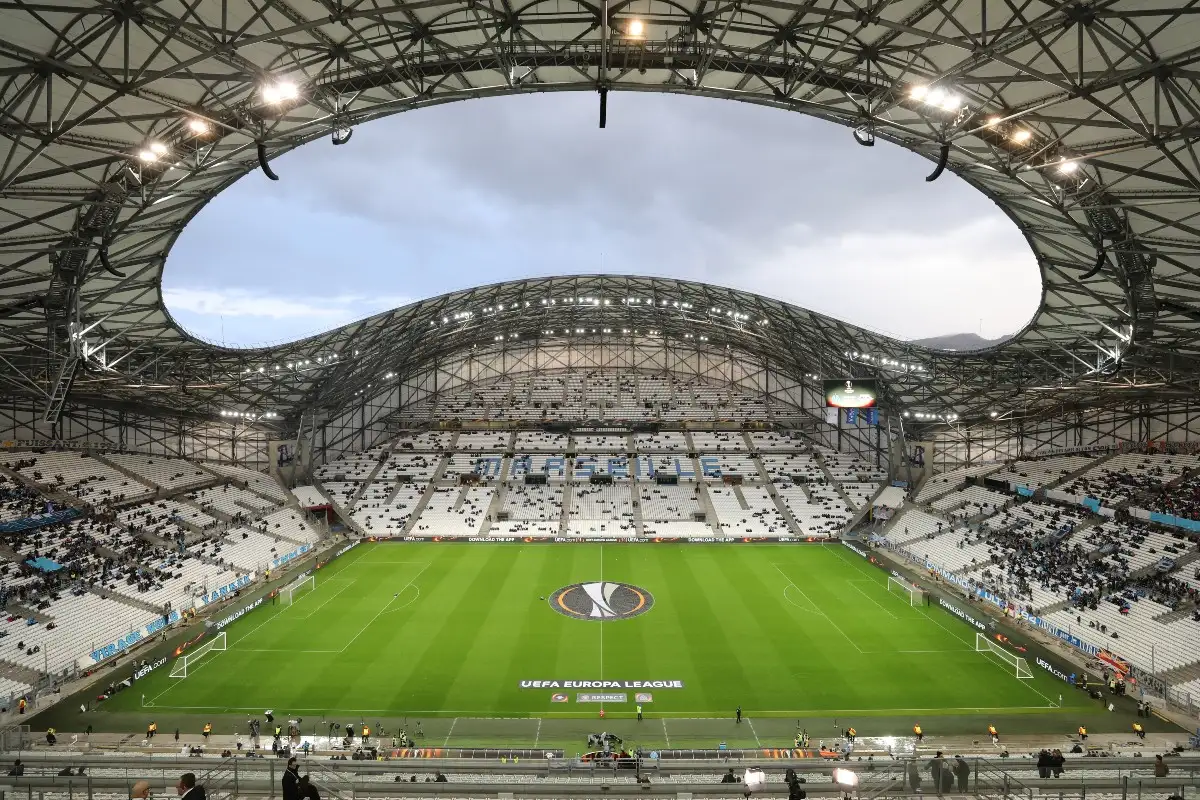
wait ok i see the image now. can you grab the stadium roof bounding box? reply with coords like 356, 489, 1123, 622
2, 0, 1200, 431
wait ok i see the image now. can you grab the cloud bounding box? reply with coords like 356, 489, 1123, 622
165, 92, 1040, 343
164, 287, 412, 345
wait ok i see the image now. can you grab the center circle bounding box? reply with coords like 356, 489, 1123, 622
549, 581, 654, 621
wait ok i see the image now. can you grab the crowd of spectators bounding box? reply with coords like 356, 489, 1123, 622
1142, 473, 1200, 521
968, 525, 1122, 609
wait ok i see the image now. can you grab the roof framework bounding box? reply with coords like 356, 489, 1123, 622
1, 0, 1200, 433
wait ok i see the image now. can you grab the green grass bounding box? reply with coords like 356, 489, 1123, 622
106, 541, 1095, 730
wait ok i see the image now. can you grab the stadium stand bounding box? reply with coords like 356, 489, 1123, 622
2, 452, 154, 506
1059, 453, 1200, 508
913, 463, 1004, 503
990, 455, 1098, 490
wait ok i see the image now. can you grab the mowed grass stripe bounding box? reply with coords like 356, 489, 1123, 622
661, 546, 752, 706
710, 547, 845, 709
117, 542, 1083, 721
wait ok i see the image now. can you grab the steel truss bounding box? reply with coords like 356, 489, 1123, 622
0, 398, 273, 466
931, 399, 1200, 472
311, 339, 889, 466
0, 1, 1198, 459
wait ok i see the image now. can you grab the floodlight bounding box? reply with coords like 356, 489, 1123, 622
833, 768, 859, 787
187, 118, 210, 135
137, 149, 158, 163
628, 19, 644, 36
262, 80, 298, 104
1011, 129, 1032, 143
909, 85, 928, 101
939, 93, 960, 111
985, 115, 1002, 127
990, 411, 998, 418
743, 768, 766, 790
1058, 158, 1078, 173
926, 87, 945, 107
149, 141, 168, 155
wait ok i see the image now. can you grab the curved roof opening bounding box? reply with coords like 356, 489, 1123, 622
163, 92, 1041, 348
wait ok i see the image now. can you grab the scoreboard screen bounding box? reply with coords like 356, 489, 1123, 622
824, 379, 879, 408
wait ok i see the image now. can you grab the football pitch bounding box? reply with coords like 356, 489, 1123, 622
91, 541, 1133, 747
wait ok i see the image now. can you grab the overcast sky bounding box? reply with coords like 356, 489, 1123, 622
163, 92, 1041, 347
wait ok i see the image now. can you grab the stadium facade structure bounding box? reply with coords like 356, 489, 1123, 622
1, 1, 1200, 474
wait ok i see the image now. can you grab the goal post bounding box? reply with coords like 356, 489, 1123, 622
169, 632, 226, 679
281, 574, 316, 606
975, 632, 1033, 679
886, 575, 925, 606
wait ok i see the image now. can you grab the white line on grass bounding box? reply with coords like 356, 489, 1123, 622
771, 563, 864, 654
443, 717, 458, 747
844, 581, 899, 619
661, 718, 670, 747
599, 543, 605, 682
298, 580, 355, 619
826, 544, 1058, 707
338, 562, 431, 653
534, 718, 542, 747
747, 718, 762, 747
144, 704, 1061, 715
377, 585, 421, 616
238, 648, 342, 653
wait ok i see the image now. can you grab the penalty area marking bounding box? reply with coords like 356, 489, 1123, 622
825, 544, 1060, 708
844, 580, 900, 620
337, 562, 430, 652
297, 579, 356, 619
782, 584, 822, 614
377, 584, 421, 617
772, 563, 864, 654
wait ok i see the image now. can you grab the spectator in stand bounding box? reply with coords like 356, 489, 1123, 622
131, 780, 151, 799
282, 756, 301, 800
176, 773, 204, 800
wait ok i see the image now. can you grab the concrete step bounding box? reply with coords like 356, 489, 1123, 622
1043, 450, 1119, 491
4, 603, 52, 624
0, 658, 44, 687
90, 453, 157, 491
87, 584, 162, 615
1155, 659, 1200, 685
0, 464, 81, 510
401, 455, 451, 537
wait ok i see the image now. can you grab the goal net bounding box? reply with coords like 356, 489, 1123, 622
886, 576, 925, 606
281, 574, 316, 606
169, 632, 226, 679
975, 632, 1033, 679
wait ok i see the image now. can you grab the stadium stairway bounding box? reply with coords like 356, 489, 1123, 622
813, 450, 857, 510
629, 482, 647, 537
1043, 451, 1118, 491
479, 459, 512, 535
0, 656, 41, 687
0, 463, 80, 510
838, 484, 885, 535
1155, 659, 1200, 687
312, 477, 371, 538
694, 482, 723, 537
85, 584, 161, 615
558, 459, 574, 536
90, 453, 156, 492
348, 446, 394, 507
3, 601, 52, 625
749, 450, 806, 537
399, 457, 452, 537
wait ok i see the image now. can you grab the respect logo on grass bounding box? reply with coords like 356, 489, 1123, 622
549, 581, 653, 620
